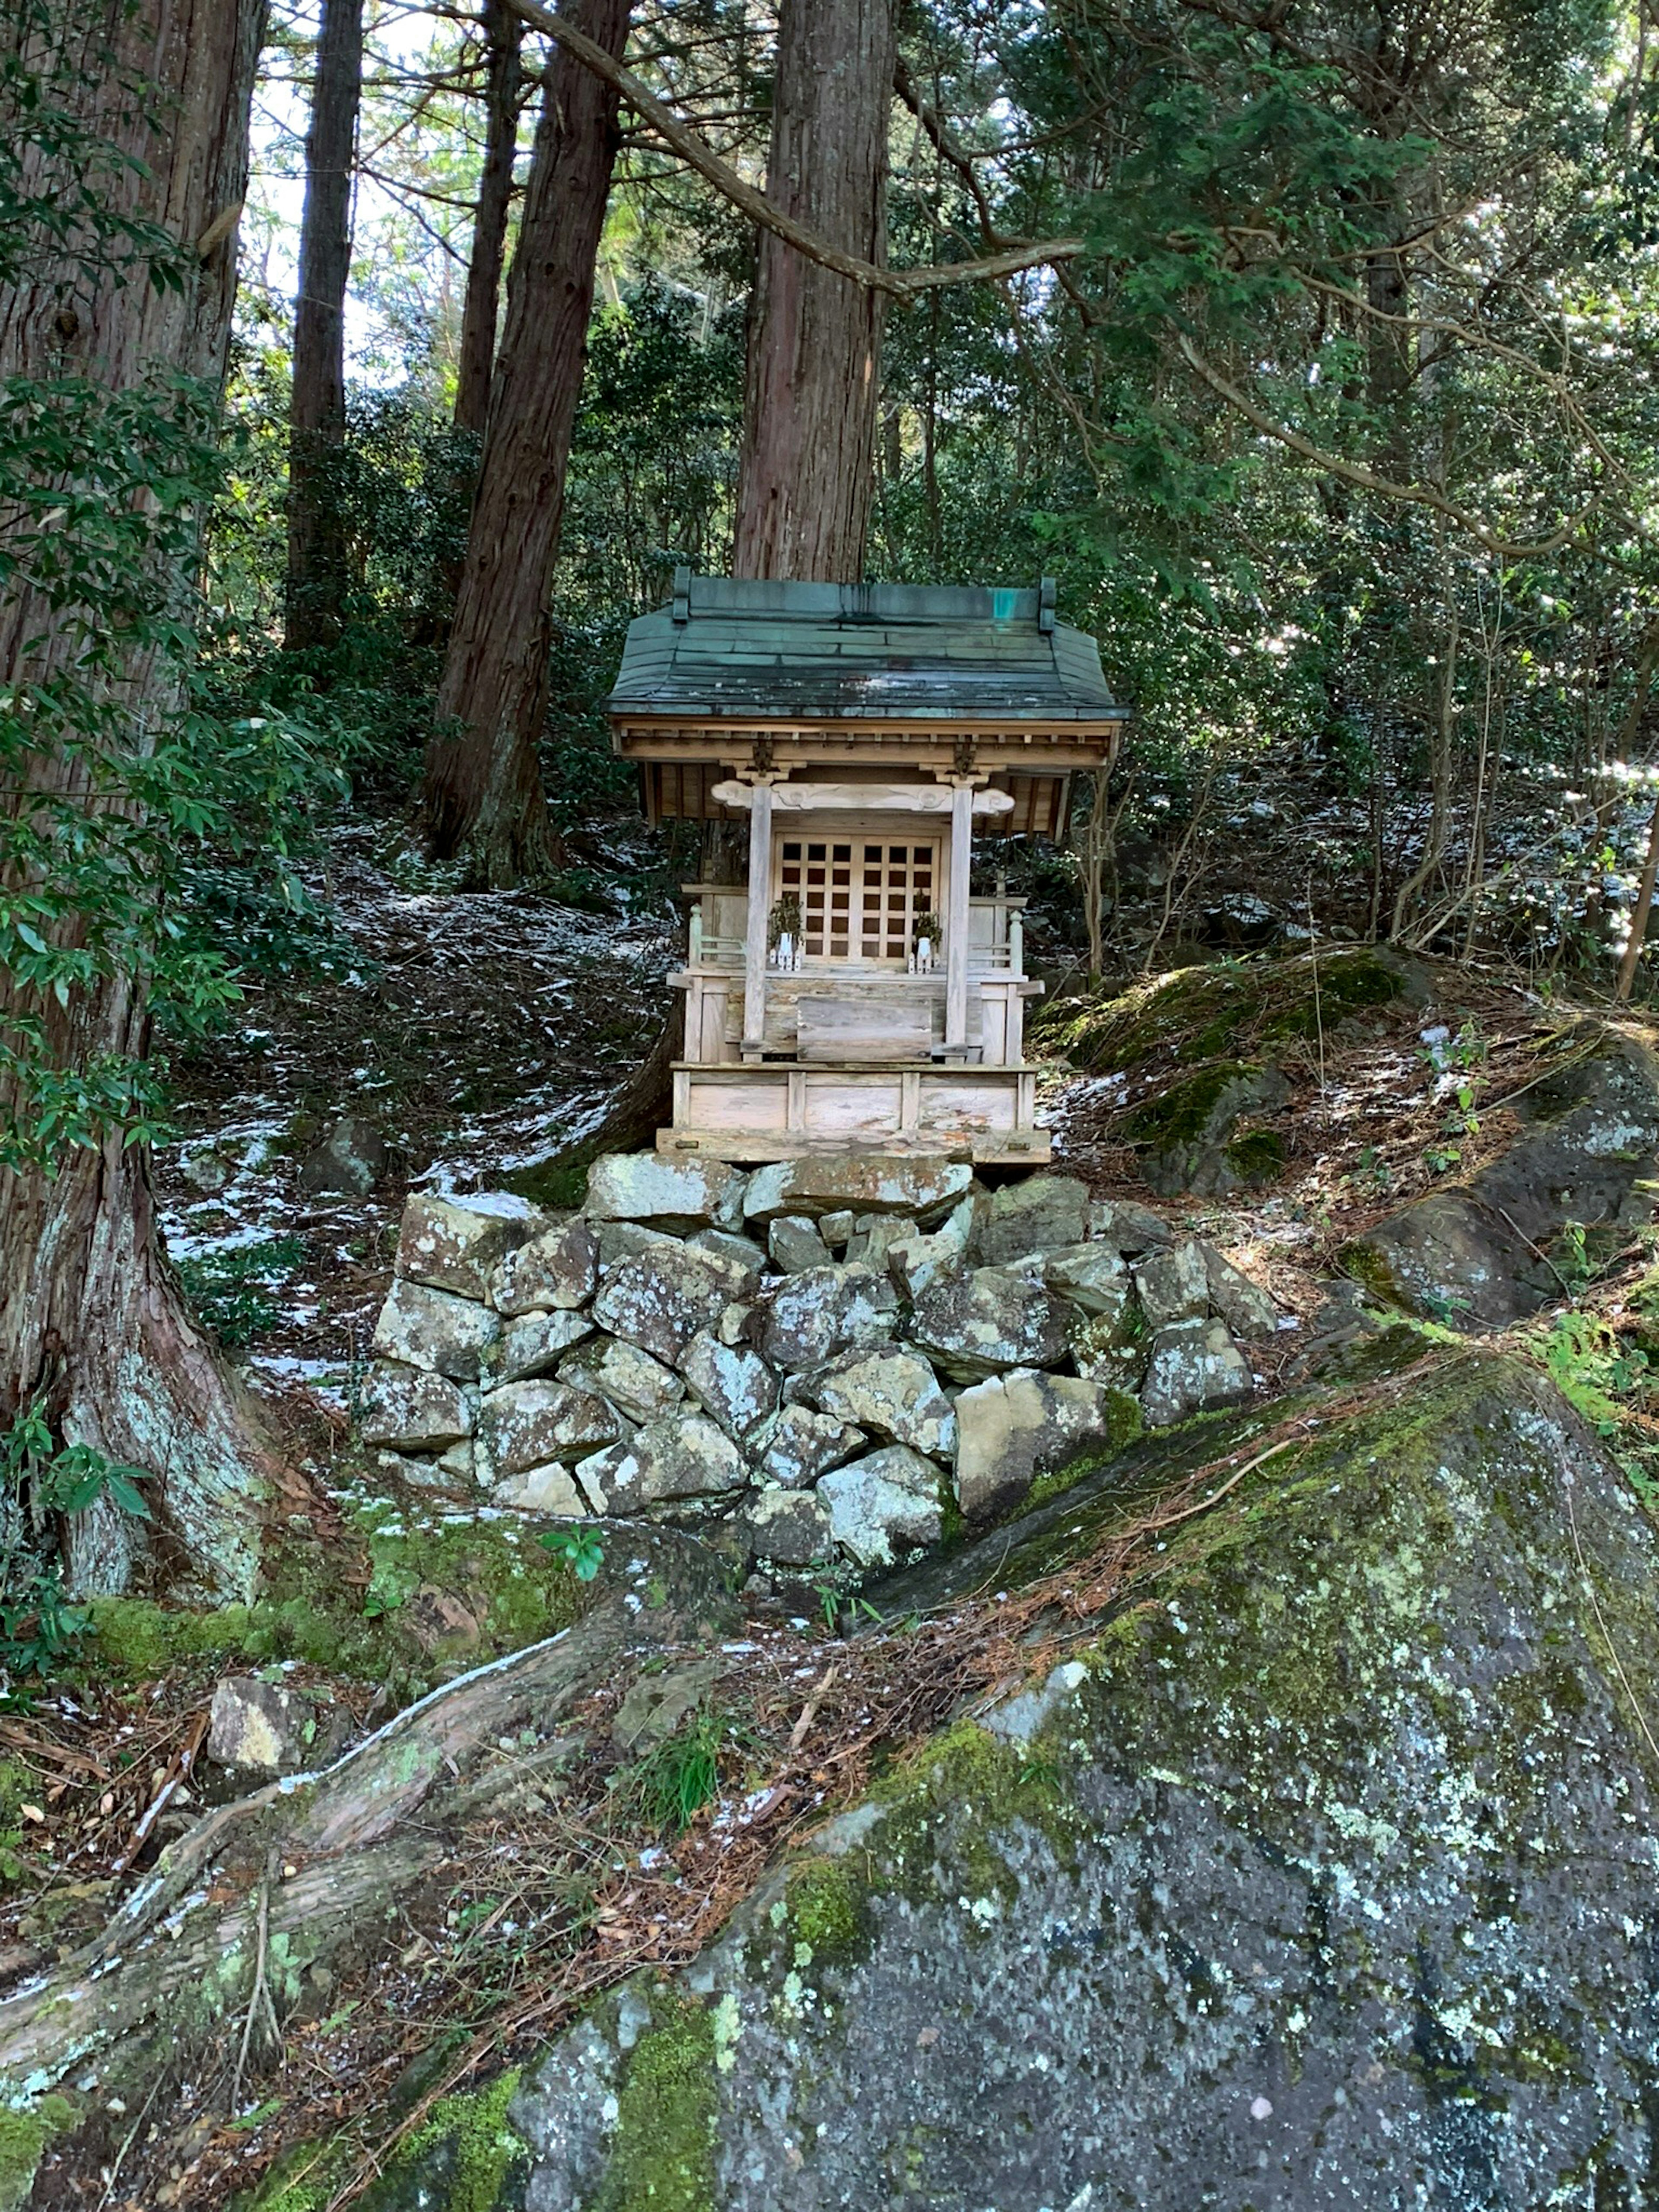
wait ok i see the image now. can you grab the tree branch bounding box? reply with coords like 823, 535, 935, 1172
500, 0, 1085, 296
1174, 334, 1598, 560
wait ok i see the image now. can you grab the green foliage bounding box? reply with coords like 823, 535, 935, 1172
540, 1526, 606, 1582
174, 1235, 306, 1347
0, 1400, 153, 1685
632, 1708, 729, 1835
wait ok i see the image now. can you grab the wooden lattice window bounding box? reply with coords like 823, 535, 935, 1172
776, 837, 938, 962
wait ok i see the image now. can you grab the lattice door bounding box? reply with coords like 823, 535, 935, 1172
776, 836, 938, 963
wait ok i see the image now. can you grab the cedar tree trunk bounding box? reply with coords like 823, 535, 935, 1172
284, 0, 363, 651
454, 0, 522, 439
732, 0, 893, 582
0, 0, 280, 1601
424, 0, 632, 885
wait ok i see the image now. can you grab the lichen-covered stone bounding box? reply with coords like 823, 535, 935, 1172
810, 1347, 956, 1459
559, 1335, 684, 1426
1040, 1241, 1131, 1322
607, 1411, 746, 1506
396, 1191, 541, 1299
1087, 1196, 1172, 1252
358, 1362, 471, 1452
492, 1307, 593, 1383
734, 1485, 835, 1567
207, 1675, 308, 1774
817, 1446, 944, 1566
843, 1212, 919, 1265
592, 1240, 756, 1367
744, 1155, 973, 1227
488, 1217, 599, 1315
686, 1227, 768, 1289
585, 1152, 746, 1234
1134, 1237, 1210, 1326
680, 1331, 779, 1446
756, 1265, 900, 1370
767, 1214, 833, 1273
1140, 1316, 1252, 1425
756, 1404, 868, 1490
371, 1278, 502, 1381
953, 1368, 1126, 1519
513, 1347, 1659, 2212
1202, 1245, 1285, 1337
885, 1196, 974, 1299
909, 1266, 1074, 1382
970, 1173, 1091, 1265
493, 1462, 591, 1516
475, 1379, 620, 1479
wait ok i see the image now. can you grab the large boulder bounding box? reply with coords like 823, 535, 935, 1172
395, 1191, 541, 1299
970, 1173, 1091, 1265
909, 1266, 1074, 1382
489, 1217, 599, 1315
592, 1240, 756, 1367
744, 1156, 973, 1227
1346, 1026, 1659, 1327
357, 1363, 471, 1452
1125, 1059, 1292, 1198
817, 1445, 945, 1567
810, 1347, 956, 1459
371, 1279, 501, 1381
509, 1348, 1659, 2211
953, 1368, 1139, 1519
584, 1154, 745, 1235
756, 1265, 900, 1370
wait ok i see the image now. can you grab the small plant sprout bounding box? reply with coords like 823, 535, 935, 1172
540, 1527, 605, 1581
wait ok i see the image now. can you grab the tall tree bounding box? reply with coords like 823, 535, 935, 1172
454, 0, 523, 439
424, 0, 632, 884
285, 0, 364, 650
0, 0, 279, 1598
733, 0, 893, 581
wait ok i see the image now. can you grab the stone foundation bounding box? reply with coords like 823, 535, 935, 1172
362, 1154, 1286, 1574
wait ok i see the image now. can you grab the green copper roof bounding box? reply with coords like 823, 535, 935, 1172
606, 572, 1126, 723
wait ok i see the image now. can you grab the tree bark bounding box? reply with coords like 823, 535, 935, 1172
284, 0, 363, 652
732, 0, 894, 582
0, 1, 280, 1601
454, 0, 523, 439
424, 0, 632, 885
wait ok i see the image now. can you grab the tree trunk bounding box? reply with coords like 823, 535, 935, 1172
454, 0, 522, 439
424, 0, 632, 885
0, 0, 280, 1602
284, 0, 363, 652
732, 0, 893, 582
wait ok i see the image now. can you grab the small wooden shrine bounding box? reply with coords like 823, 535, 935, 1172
606, 572, 1128, 1163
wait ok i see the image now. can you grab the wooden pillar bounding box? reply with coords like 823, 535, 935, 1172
742, 780, 774, 1059
944, 779, 973, 1053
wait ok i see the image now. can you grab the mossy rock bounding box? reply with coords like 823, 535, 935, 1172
238, 2072, 528, 2212
1120, 1059, 1291, 1197
1040, 946, 1422, 1080
505, 1339, 1659, 2208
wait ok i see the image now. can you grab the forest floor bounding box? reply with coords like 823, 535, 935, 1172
14, 810, 1654, 2209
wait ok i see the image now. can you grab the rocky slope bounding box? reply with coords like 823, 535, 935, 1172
502, 1340, 1659, 2211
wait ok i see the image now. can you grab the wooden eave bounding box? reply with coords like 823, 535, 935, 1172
608, 712, 1125, 771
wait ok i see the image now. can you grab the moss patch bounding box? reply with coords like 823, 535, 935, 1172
1042, 947, 1414, 1079
594, 1993, 718, 2212
1119, 1059, 1262, 1150
0, 2096, 74, 2212
784, 1858, 870, 1969
238, 2073, 526, 2212
1223, 1127, 1287, 1185
1025, 1392, 1144, 1512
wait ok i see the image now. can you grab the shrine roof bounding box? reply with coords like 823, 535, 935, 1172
605, 572, 1125, 725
